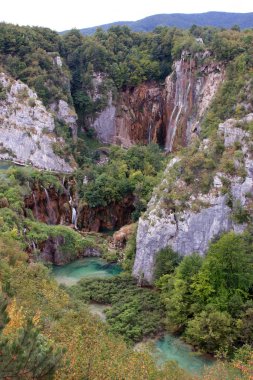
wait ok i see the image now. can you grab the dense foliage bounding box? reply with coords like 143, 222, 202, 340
70, 276, 165, 343
0, 21, 253, 379
76, 143, 165, 219
0, 23, 71, 105
157, 232, 253, 356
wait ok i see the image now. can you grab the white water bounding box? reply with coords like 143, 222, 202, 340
72, 207, 77, 228
43, 187, 56, 225
32, 193, 39, 219
148, 124, 152, 144
165, 58, 193, 152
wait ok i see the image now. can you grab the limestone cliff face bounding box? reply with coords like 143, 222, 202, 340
50, 99, 78, 140
90, 52, 225, 150
164, 51, 225, 151
0, 73, 74, 172
133, 114, 253, 284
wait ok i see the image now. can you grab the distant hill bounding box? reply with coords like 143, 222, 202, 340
64, 12, 253, 35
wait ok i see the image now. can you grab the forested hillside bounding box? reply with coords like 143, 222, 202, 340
66, 12, 253, 35
0, 22, 253, 379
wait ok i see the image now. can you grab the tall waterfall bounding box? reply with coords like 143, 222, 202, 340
165, 59, 191, 152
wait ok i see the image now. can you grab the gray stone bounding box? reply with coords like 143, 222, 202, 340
133, 115, 253, 284
0, 73, 73, 172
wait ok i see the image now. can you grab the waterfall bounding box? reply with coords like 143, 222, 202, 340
32, 193, 39, 220
31, 241, 36, 251
43, 187, 56, 225
72, 207, 77, 229
165, 57, 193, 152
148, 124, 152, 144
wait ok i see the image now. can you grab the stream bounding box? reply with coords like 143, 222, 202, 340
52, 257, 213, 374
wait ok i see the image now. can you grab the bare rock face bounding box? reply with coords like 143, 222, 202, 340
50, 99, 78, 140
90, 52, 225, 150
0, 73, 74, 172
78, 195, 135, 232
25, 186, 72, 225
164, 52, 225, 151
90, 92, 116, 144
133, 114, 253, 284
39, 236, 102, 265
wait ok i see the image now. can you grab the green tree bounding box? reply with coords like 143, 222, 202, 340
0, 294, 62, 379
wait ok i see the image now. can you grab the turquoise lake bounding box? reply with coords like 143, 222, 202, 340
52, 257, 122, 286
154, 334, 213, 374
53, 257, 213, 374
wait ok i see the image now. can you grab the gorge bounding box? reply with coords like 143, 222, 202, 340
0, 21, 253, 380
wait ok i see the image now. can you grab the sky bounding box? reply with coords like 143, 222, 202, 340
1, 0, 253, 31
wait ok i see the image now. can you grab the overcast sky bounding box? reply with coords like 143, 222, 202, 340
1, 0, 252, 31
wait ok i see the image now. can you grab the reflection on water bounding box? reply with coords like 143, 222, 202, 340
52, 257, 122, 286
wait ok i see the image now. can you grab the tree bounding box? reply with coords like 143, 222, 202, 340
185, 309, 235, 353
0, 294, 62, 379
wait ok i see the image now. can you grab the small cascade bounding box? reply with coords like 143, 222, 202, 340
43, 187, 56, 225
32, 193, 39, 220
72, 207, 78, 229
148, 124, 152, 144
31, 241, 36, 251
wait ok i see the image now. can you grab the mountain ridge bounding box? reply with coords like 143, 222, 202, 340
63, 11, 253, 35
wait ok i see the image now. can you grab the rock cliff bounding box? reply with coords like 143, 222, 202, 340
0, 73, 75, 172
25, 186, 135, 232
90, 52, 225, 150
133, 114, 253, 284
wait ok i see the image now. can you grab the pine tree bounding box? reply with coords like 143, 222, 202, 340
0, 293, 62, 379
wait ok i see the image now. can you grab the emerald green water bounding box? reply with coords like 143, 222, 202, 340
53, 257, 122, 286
53, 258, 213, 374
154, 334, 213, 374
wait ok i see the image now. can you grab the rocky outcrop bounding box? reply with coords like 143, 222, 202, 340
133, 114, 253, 284
39, 236, 101, 265
78, 195, 135, 232
25, 186, 72, 225
25, 187, 135, 232
50, 99, 78, 140
0, 73, 74, 172
90, 52, 225, 150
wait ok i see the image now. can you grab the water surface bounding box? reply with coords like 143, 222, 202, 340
0, 160, 14, 170
154, 334, 213, 374
53, 257, 122, 286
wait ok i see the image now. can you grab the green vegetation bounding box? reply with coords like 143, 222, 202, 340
0, 23, 72, 106
77, 143, 165, 219
0, 22, 253, 379
157, 232, 253, 357
70, 276, 165, 343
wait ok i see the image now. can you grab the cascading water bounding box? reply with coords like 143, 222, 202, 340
32, 193, 39, 220
165, 58, 192, 152
72, 207, 77, 229
148, 124, 152, 144
43, 187, 56, 225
